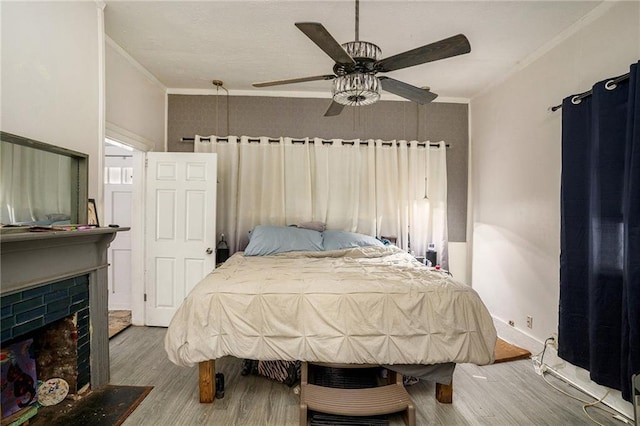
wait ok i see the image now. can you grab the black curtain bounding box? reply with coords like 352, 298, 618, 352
559, 61, 639, 402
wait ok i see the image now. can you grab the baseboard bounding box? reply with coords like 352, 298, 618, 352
492, 316, 634, 420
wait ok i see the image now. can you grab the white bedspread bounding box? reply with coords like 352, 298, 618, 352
164, 246, 497, 368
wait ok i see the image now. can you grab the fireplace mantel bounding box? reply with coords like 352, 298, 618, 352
1, 227, 129, 389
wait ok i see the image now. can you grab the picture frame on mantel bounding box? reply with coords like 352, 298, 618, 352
88, 199, 99, 227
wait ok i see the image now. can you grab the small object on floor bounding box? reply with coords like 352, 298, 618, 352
215, 373, 224, 399
378, 367, 388, 380
240, 359, 260, 376
37, 378, 69, 406
403, 376, 419, 386
1, 338, 37, 418
242, 359, 300, 387
2, 405, 38, 426
257, 360, 300, 387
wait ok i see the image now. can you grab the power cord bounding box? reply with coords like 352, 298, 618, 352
531, 337, 553, 375
540, 373, 628, 425
533, 336, 631, 425
582, 390, 610, 426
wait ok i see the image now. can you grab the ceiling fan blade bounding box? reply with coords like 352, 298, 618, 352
379, 77, 438, 104
295, 22, 356, 66
253, 74, 336, 88
324, 101, 346, 117
376, 34, 471, 73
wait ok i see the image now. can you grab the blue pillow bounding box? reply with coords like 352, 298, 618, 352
322, 230, 384, 251
244, 225, 323, 256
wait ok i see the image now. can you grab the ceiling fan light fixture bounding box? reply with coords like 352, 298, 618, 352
342, 41, 381, 61
332, 73, 381, 106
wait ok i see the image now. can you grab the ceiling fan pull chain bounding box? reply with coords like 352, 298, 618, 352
353, 107, 357, 131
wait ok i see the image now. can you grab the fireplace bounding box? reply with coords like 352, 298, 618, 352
1, 227, 126, 404
1, 274, 91, 396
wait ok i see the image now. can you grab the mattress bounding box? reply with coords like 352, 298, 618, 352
164, 245, 497, 368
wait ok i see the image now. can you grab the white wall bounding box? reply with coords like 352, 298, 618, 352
470, 2, 639, 417
104, 38, 167, 326
105, 38, 166, 152
1, 2, 103, 198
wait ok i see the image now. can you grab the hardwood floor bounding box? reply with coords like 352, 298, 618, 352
110, 326, 625, 425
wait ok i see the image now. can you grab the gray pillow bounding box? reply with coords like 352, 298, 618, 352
244, 225, 323, 256
322, 230, 384, 251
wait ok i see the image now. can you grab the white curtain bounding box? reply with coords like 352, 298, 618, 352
195, 135, 449, 267
312, 138, 376, 234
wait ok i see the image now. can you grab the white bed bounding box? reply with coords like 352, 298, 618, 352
165, 245, 496, 368
164, 227, 496, 415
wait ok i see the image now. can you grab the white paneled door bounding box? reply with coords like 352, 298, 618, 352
145, 152, 217, 326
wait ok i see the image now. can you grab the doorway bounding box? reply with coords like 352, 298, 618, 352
104, 138, 140, 336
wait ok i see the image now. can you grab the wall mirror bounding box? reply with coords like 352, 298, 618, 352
0, 131, 88, 227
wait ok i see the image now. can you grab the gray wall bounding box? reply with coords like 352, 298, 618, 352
167, 95, 468, 242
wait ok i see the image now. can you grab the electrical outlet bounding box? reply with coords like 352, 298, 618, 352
508, 320, 515, 327
550, 333, 558, 350
526, 316, 533, 329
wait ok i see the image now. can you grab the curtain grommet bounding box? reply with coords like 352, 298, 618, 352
571, 96, 582, 105
605, 80, 617, 91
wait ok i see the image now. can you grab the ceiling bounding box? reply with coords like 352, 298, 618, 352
104, 1, 602, 101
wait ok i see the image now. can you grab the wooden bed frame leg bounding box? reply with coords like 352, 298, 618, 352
402, 401, 416, 426
300, 403, 308, 426
436, 380, 453, 404
300, 362, 308, 426
199, 360, 215, 403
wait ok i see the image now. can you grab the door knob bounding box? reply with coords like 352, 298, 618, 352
206, 248, 213, 255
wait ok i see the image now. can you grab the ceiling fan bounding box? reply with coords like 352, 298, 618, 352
252, 0, 471, 117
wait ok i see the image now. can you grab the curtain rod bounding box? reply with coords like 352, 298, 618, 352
549, 72, 630, 112
181, 137, 449, 148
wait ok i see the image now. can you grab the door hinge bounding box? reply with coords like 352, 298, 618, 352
144, 293, 147, 302
145, 158, 148, 168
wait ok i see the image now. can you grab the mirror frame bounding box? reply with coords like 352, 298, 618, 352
1, 131, 89, 225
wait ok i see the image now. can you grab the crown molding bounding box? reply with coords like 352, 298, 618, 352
106, 36, 167, 92
472, 1, 619, 100
106, 121, 155, 152
166, 87, 469, 104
